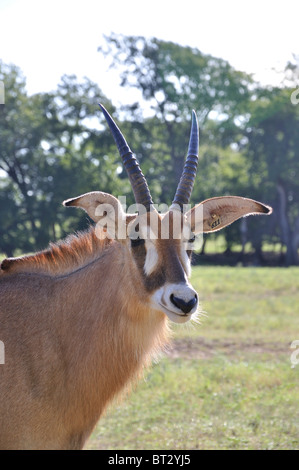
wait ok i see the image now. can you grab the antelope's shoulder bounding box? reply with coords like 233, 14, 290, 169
0, 228, 111, 276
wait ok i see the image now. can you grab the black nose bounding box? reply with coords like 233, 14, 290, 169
170, 294, 198, 314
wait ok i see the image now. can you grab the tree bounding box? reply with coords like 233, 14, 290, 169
0, 62, 126, 256
245, 86, 299, 265
99, 34, 255, 206
0, 62, 49, 252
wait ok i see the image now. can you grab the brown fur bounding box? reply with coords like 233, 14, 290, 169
0, 227, 169, 449
0, 194, 271, 449
0, 229, 110, 276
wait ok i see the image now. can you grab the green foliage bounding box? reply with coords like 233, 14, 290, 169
0, 36, 298, 263
246, 86, 299, 197
0, 63, 127, 255
244, 85, 299, 263
99, 35, 256, 210
100, 34, 253, 123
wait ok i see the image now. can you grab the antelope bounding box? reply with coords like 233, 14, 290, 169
0, 104, 272, 450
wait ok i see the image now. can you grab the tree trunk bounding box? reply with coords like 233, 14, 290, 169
239, 218, 247, 265
200, 237, 207, 255
276, 183, 295, 265
291, 214, 299, 265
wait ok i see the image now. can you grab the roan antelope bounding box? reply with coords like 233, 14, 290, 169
0, 104, 272, 449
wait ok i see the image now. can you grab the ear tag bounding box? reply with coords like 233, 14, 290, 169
210, 213, 221, 229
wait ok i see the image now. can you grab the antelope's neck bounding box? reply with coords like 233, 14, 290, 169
53, 242, 169, 439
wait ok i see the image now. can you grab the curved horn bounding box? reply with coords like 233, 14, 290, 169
172, 110, 199, 211
99, 104, 154, 211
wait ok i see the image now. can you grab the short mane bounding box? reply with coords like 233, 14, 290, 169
0, 228, 112, 276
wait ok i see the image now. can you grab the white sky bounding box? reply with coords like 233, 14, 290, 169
0, 0, 298, 106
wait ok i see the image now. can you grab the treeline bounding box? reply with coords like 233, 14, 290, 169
0, 35, 298, 265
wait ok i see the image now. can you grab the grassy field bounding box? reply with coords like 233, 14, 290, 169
85, 266, 299, 450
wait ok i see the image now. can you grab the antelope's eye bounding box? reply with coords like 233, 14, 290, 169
130, 237, 145, 248
188, 234, 196, 243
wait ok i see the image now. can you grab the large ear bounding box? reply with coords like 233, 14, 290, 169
63, 191, 132, 240
186, 196, 272, 234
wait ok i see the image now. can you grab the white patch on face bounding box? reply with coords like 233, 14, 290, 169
144, 240, 159, 276
180, 245, 191, 277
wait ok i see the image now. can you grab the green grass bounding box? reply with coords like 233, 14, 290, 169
85, 266, 299, 450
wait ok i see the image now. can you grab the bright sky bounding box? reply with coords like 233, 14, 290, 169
0, 0, 298, 106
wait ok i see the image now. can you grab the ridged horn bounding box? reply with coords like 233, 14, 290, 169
172, 110, 199, 210
99, 104, 154, 211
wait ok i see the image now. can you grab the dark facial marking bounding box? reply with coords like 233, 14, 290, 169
130, 237, 145, 248
130, 239, 166, 293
